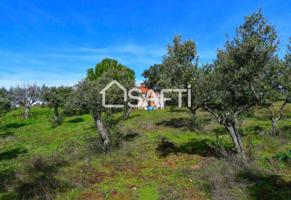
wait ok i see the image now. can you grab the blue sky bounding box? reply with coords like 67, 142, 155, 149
0, 0, 290, 88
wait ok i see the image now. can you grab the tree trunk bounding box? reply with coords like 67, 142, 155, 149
271, 117, 278, 136
188, 106, 199, 130
188, 105, 199, 120
123, 107, 132, 120
24, 106, 30, 119
54, 106, 59, 118
269, 99, 288, 136
225, 124, 246, 160
93, 113, 110, 146
190, 107, 197, 118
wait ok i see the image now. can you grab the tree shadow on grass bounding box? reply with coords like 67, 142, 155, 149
156, 137, 233, 158
213, 127, 228, 135
0, 148, 27, 161
156, 117, 190, 129
243, 125, 265, 135
124, 113, 141, 120
0, 131, 15, 138
237, 170, 291, 200
0, 169, 16, 192
156, 117, 212, 131
156, 117, 203, 131
67, 117, 85, 123
1, 122, 29, 130
168, 108, 186, 113
123, 131, 139, 141
115, 113, 141, 123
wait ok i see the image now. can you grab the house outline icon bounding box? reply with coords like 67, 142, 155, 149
100, 80, 127, 108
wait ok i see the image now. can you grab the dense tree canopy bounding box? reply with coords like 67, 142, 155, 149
87, 58, 135, 82
143, 36, 198, 91
43, 86, 72, 116
42, 86, 73, 127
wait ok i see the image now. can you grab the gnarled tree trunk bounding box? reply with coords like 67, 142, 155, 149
93, 113, 110, 146
225, 123, 246, 160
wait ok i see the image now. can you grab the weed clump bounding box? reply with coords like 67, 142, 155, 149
15, 155, 68, 200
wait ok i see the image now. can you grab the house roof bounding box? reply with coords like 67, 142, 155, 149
139, 84, 149, 94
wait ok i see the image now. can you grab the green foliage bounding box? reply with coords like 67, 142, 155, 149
283, 39, 291, 100
50, 114, 64, 128
274, 150, 291, 163
86, 58, 135, 82
43, 86, 72, 127
70, 59, 135, 116
143, 35, 198, 91
42, 86, 72, 114
86, 114, 123, 153
139, 184, 159, 200
142, 64, 162, 91
198, 10, 280, 157
210, 10, 278, 114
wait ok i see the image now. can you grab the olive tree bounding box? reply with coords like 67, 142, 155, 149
42, 86, 73, 126
87, 58, 135, 120
251, 56, 290, 135
244, 39, 291, 136
204, 10, 278, 159
10, 84, 42, 119
144, 35, 197, 90
143, 36, 202, 116
69, 59, 135, 147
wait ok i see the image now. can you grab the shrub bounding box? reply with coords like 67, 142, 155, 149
50, 114, 64, 128
274, 150, 291, 164
15, 155, 68, 200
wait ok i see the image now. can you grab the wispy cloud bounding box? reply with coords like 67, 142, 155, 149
78, 44, 164, 57
0, 44, 165, 88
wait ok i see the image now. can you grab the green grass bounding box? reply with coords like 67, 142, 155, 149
0, 104, 291, 199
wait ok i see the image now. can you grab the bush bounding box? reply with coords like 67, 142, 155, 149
274, 150, 291, 164
50, 115, 64, 128
15, 154, 68, 200
199, 158, 246, 200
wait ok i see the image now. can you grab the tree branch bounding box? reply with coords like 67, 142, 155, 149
204, 105, 222, 124
277, 99, 288, 120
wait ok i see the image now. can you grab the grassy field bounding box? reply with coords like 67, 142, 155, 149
0, 104, 291, 200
